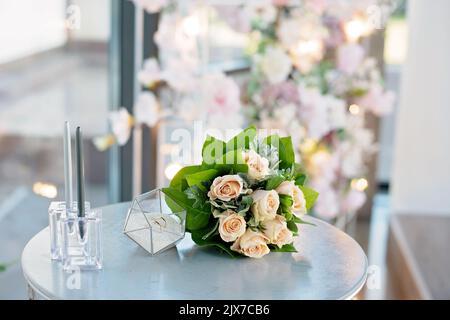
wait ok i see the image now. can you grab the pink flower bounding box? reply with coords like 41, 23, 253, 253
323, 16, 345, 48
261, 81, 299, 105
341, 190, 367, 213
357, 84, 396, 116
312, 185, 339, 219
202, 73, 241, 115
304, 0, 328, 14
337, 43, 365, 75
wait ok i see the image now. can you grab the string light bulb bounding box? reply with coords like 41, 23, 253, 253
165, 162, 182, 180
344, 16, 372, 43
182, 14, 201, 37
349, 104, 360, 115
33, 182, 58, 199
351, 178, 369, 192
300, 138, 317, 154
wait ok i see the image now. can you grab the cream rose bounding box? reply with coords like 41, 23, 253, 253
276, 181, 307, 214
262, 215, 294, 248
250, 190, 280, 223
218, 210, 246, 242
208, 175, 244, 201
231, 229, 270, 259
243, 150, 270, 181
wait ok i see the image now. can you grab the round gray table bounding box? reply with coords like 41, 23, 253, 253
22, 202, 367, 300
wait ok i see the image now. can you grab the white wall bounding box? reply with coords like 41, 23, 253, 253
391, 0, 450, 215
70, 0, 110, 42
0, 0, 67, 64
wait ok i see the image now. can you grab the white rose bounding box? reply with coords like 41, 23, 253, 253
243, 150, 270, 181
276, 181, 307, 214
218, 210, 246, 242
260, 46, 292, 84
250, 190, 280, 223
231, 229, 270, 259
208, 175, 244, 202
262, 215, 294, 248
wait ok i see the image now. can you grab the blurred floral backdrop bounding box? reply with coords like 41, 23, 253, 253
96, 0, 397, 225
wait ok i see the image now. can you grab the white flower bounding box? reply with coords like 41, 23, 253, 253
276, 181, 307, 214
208, 175, 244, 202
134, 92, 160, 127
109, 107, 133, 145
231, 229, 270, 259
259, 46, 292, 84
244, 2, 277, 27
218, 210, 246, 242
250, 190, 280, 223
138, 58, 162, 87
93, 134, 116, 151
262, 215, 294, 248
326, 95, 347, 130
242, 150, 270, 181
298, 85, 331, 140
277, 13, 328, 50
162, 58, 198, 93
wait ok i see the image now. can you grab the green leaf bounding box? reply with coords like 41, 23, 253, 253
202, 135, 226, 165
184, 185, 209, 210
270, 243, 297, 253
265, 176, 285, 190
185, 169, 219, 190
280, 136, 295, 167
213, 149, 248, 174
287, 220, 298, 235
201, 219, 220, 240
279, 194, 294, 209
279, 194, 294, 221
236, 195, 253, 216
292, 214, 316, 226
263, 134, 294, 169
161, 187, 211, 231
0, 264, 6, 272
225, 126, 257, 152
191, 230, 239, 258
169, 165, 202, 191
295, 174, 307, 186
299, 185, 319, 210
282, 210, 293, 222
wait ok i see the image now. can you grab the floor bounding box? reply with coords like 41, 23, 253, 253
0, 47, 109, 298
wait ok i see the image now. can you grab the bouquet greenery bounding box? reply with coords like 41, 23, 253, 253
162, 126, 318, 258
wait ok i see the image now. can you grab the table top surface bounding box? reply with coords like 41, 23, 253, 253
22, 202, 367, 300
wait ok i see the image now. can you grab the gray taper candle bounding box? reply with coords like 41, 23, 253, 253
63, 121, 73, 209
75, 127, 86, 238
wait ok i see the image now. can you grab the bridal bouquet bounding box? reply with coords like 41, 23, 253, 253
162, 126, 318, 258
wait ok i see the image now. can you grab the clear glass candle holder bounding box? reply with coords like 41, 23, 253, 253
123, 189, 186, 255
48, 201, 90, 260
61, 208, 102, 270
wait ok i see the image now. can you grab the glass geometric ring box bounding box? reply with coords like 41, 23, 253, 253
123, 189, 186, 255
